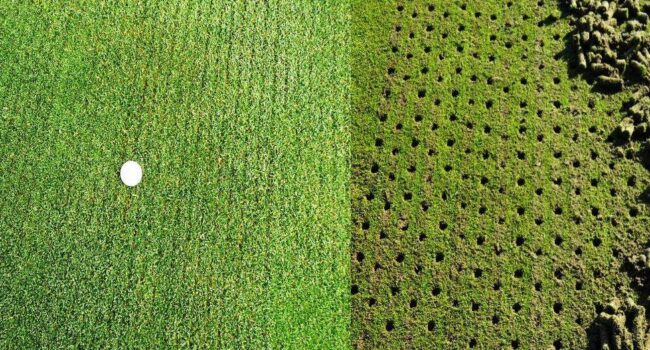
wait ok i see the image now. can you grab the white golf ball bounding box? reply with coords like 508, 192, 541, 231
120, 161, 142, 187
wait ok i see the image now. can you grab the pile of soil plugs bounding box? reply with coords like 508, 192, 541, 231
590, 248, 650, 349
592, 297, 648, 350
566, 0, 650, 142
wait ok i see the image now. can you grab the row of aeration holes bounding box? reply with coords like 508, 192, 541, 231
357, 221, 591, 287
395, 2, 539, 22
382, 77, 568, 118
369, 138, 640, 218
382, 303, 565, 349
388, 58, 566, 97
391, 2, 558, 68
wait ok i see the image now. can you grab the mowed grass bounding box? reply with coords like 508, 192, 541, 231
351, 1, 649, 349
0, 1, 349, 348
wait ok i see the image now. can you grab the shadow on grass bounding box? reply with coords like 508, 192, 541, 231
585, 320, 602, 350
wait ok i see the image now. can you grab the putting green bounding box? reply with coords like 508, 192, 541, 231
0, 2, 349, 348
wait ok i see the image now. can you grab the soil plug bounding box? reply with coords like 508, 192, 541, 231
597, 75, 624, 90
618, 117, 635, 139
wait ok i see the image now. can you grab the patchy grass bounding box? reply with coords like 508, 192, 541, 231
351, 0, 649, 348
0, 2, 349, 348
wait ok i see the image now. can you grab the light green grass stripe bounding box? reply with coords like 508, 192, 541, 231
0, 1, 349, 348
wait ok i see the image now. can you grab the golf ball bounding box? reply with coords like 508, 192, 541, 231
120, 161, 142, 187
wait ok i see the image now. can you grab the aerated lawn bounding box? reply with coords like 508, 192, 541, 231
0, 2, 349, 348
351, 1, 649, 348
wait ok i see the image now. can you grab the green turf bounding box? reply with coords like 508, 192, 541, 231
351, 1, 649, 348
0, 2, 349, 348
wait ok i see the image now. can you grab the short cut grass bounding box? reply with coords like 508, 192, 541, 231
0, 1, 349, 348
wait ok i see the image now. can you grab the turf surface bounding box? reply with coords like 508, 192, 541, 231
0, 2, 349, 348
351, 1, 649, 348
